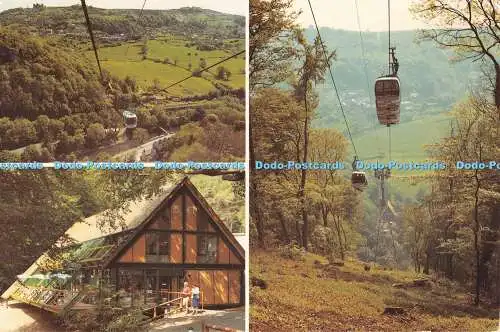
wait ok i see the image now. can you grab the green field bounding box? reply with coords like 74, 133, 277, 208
337, 113, 451, 198
90, 36, 245, 95
352, 113, 451, 162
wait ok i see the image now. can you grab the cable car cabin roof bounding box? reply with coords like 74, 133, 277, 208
122, 110, 137, 118
374, 76, 400, 93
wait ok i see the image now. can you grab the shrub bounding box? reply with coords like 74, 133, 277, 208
279, 243, 306, 261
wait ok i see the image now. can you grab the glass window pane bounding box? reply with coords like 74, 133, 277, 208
197, 235, 217, 263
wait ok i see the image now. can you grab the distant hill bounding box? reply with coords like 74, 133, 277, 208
0, 5, 245, 40
303, 28, 481, 133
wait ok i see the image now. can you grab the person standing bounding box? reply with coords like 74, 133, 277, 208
181, 281, 191, 312
191, 285, 200, 315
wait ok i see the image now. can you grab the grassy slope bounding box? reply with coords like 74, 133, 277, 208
92, 36, 244, 95
251, 251, 498, 331
352, 113, 451, 162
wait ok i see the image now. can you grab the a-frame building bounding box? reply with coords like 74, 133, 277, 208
1, 177, 245, 313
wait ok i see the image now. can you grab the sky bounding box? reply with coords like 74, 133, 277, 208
295, 0, 430, 31
0, 0, 247, 16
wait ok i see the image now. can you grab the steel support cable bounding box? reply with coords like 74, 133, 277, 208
354, 0, 382, 160
354, 0, 372, 105
388, 0, 391, 74
388, 126, 392, 161
81, 0, 103, 80
125, 0, 148, 56
307, 0, 359, 158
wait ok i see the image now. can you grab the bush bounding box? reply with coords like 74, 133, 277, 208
58, 307, 146, 332
279, 243, 306, 261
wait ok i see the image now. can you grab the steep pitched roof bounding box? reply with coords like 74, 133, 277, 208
65, 183, 179, 243
103, 177, 245, 266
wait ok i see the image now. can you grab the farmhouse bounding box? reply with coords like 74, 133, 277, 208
1, 177, 245, 315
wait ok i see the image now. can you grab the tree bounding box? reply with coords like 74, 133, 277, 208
192, 107, 206, 121
424, 94, 499, 305
249, 0, 300, 89
250, 88, 299, 246
216, 66, 232, 80
34, 115, 50, 141
85, 123, 106, 148
411, 0, 500, 109
152, 78, 161, 91
293, 31, 335, 250
249, 1, 302, 248
132, 128, 149, 144
199, 58, 207, 69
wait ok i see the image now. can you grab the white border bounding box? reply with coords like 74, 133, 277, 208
244, 0, 250, 330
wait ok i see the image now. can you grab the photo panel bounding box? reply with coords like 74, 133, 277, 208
0, 0, 245, 164
0, 169, 246, 331
249, 0, 499, 331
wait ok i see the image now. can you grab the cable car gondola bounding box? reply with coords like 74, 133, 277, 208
352, 171, 368, 191
351, 156, 368, 191
123, 110, 137, 129
375, 75, 400, 126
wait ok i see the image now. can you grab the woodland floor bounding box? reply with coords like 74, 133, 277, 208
250, 250, 499, 332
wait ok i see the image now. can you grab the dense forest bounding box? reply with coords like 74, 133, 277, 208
250, 0, 499, 330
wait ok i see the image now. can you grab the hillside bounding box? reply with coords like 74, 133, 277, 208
0, 5, 245, 160
0, 6, 245, 40
251, 250, 498, 331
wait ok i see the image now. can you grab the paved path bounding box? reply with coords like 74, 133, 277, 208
149, 308, 245, 332
0, 302, 59, 332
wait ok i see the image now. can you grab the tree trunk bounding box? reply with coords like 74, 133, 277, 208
334, 216, 345, 261
473, 166, 481, 306
277, 210, 291, 244
322, 206, 328, 227
251, 181, 265, 247
300, 96, 309, 250
424, 245, 431, 275
495, 62, 500, 110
